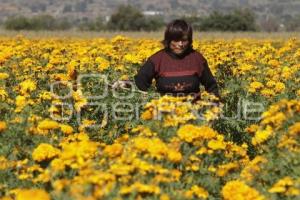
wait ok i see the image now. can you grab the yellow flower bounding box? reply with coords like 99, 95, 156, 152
262, 111, 286, 128
297, 89, 300, 97
0, 196, 12, 200
15, 95, 27, 113
95, 56, 110, 71
268, 177, 299, 196
208, 139, 226, 150
132, 137, 168, 160
110, 163, 134, 176
120, 74, 129, 81
260, 88, 275, 97
11, 189, 50, 200
120, 182, 161, 195
19, 79, 37, 95
252, 126, 273, 145
222, 180, 265, 200
131, 125, 156, 137
240, 156, 268, 182
248, 81, 263, 93
274, 82, 285, 93
37, 119, 60, 130
39, 91, 52, 100
216, 162, 239, 177
103, 143, 123, 158
160, 194, 170, 200
32, 143, 60, 162
208, 166, 216, 173
289, 122, 300, 136
185, 185, 209, 199
141, 109, 153, 120
0, 88, 8, 100
167, 150, 182, 163
268, 59, 279, 67
58, 133, 98, 169
286, 188, 300, 196
59, 124, 73, 135
266, 80, 276, 88
268, 185, 286, 193
52, 179, 70, 192
0, 121, 6, 132
20, 57, 35, 67
245, 124, 259, 134
67, 60, 78, 79
0, 156, 13, 170
0, 72, 9, 79
50, 158, 65, 171
177, 124, 217, 143
72, 90, 87, 112
124, 53, 142, 64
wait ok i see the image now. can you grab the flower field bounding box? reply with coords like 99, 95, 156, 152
0, 35, 299, 200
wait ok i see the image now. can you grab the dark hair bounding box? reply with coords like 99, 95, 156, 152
162, 19, 193, 48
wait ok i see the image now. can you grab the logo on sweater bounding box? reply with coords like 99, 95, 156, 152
165, 82, 193, 92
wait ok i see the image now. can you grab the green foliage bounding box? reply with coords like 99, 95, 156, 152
78, 16, 107, 31
200, 10, 256, 31
4, 15, 72, 31
285, 14, 300, 31
4, 16, 32, 31
185, 9, 258, 32
3, 5, 164, 32
107, 5, 164, 31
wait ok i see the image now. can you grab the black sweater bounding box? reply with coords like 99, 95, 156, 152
134, 47, 219, 98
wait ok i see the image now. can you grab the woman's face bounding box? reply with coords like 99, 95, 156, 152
169, 35, 189, 55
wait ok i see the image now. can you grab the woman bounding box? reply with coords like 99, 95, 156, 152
134, 19, 219, 101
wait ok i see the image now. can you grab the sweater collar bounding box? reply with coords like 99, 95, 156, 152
165, 46, 193, 59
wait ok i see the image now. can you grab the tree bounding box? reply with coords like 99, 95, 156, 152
78, 16, 106, 31
284, 14, 300, 31
107, 5, 164, 31
4, 16, 32, 30
199, 9, 257, 31
107, 5, 144, 31
183, 16, 204, 31
142, 16, 165, 31
74, 1, 87, 12
30, 15, 56, 30
4, 15, 72, 31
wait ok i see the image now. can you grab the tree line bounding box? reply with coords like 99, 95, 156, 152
2, 5, 300, 32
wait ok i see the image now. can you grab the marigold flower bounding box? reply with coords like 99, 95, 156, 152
19, 79, 37, 95
59, 124, 73, 135
37, 119, 60, 130
32, 143, 60, 162
0, 88, 8, 100
0, 72, 9, 79
252, 126, 273, 145
222, 180, 265, 200
177, 124, 217, 143
167, 150, 182, 163
11, 189, 50, 200
268, 176, 299, 196
15, 95, 27, 113
248, 81, 263, 93
103, 143, 123, 158
185, 185, 209, 199
0, 121, 6, 132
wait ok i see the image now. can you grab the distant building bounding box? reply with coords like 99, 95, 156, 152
142, 10, 163, 16
104, 16, 110, 23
